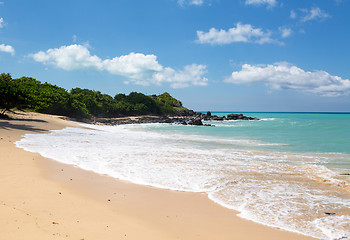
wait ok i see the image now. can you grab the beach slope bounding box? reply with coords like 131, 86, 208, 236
0, 111, 315, 240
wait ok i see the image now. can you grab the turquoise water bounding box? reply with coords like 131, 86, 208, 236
178, 112, 349, 154
152, 112, 350, 172
16, 112, 350, 239
212, 112, 350, 155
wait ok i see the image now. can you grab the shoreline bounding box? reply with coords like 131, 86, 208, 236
1, 111, 316, 240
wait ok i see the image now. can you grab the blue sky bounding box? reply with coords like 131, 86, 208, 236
1, 0, 350, 111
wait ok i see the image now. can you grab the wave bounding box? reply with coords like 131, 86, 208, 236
15, 123, 350, 240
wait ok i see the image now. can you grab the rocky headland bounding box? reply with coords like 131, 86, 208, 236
91, 110, 259, 126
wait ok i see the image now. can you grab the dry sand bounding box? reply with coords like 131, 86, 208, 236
0, 111, 316, 240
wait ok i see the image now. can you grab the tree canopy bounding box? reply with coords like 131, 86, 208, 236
0, 73, 185, 119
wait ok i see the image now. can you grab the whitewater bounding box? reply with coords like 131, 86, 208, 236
16, 113, 350, 240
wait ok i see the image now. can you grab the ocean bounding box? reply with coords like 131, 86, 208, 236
16, 112, 350, 240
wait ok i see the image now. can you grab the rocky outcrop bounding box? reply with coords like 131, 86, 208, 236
175, 109, 196, 116
226, 113, 258, 120
188, 118, 203, 126
91, 112, 258, 126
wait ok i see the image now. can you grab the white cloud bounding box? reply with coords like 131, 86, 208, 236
152, 64, 208, 88
290, 10, 297, 19
279, 27, 292, 38
190, 0, 204, 5
72, 35, 77, 42
225, 62, 350, 97
301, 7, 330, 22
103, 53, 163, 80
0, 17, 4, 28
0, 43, 15, 55
31, 44, 103, 71
196, 23, 282, 45
291, 7, 330, 23
245, 0, 277, 8
178, 0, 205, 7
31, 44, 208, 88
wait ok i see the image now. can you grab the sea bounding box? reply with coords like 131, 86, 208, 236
16, 112, 350, 240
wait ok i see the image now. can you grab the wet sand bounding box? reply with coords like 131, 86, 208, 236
0, 111, 316, 240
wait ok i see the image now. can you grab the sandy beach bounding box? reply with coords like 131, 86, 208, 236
0, 111, 316, 240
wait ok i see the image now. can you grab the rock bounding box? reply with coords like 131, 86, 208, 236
163, 118, 172, 123
91, 112, 259, 126
176, 109, 195, 116
188, 118, 203, 126
227, 113, 239, 120
212, 116, 224, 121
195, 112, 204, 117
226, 113, 259, 121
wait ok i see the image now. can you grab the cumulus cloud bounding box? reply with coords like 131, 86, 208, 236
245, 0, 277, 8
301, 7, 330, 22
290, 10, 297, 19
225, 62, 350, 97
31, 44, 103, 71
31, 44, 208, 88
152, 64, 208, 88
291, 7, 330, 22
279, 27, 292, 38
196, 23, 282, 45
0, 43, 15, 55
103, 53, 163, 80
178, 0, 205, 7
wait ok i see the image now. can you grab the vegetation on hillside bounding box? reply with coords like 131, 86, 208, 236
0, 73, 186, 119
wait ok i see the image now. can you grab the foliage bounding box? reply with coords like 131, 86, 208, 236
0, 73, 184, 119
154, 92, 182, 108
0, 73, 25, 114
114, 92, 161, 115
71, 88, 115, 117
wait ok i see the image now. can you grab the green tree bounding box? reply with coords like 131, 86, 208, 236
1, 72, 186, 119
0, 73, 24, 115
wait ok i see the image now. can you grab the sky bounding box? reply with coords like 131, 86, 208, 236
1, 0, 350, 111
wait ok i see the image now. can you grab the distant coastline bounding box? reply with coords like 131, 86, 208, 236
200, 111, 350, 114
1, 73, 259, 125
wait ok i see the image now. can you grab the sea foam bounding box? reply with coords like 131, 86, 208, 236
16, 122, 350, 240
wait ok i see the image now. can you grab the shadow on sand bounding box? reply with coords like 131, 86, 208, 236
0, 121, 47, 133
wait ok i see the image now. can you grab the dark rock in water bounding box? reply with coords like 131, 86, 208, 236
91, 111, 259, 126
324, 212, 336, 215
163, 118, 172, 123
188, 118, 203, 126
195, 112, 203, 117
226, 113, 239, 120
212, 116, 224, 121
340, 173, 350, 176
203, 115, 212, 120
226, 113, 259, 121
